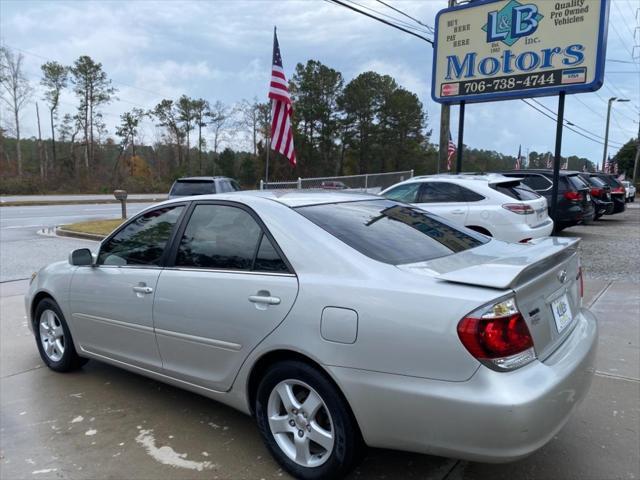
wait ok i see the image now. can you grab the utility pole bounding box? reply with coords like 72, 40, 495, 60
438, 0, 456, 174
602, 97, 630, 171
633, 117, 640, 184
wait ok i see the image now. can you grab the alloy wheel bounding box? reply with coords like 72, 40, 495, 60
39, 309, 65, 362
267, 379, 335, 468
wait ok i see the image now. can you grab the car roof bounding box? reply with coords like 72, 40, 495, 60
163, 189, 379, 208
174, 176, 230, 182
498, 169, 576, 176
408, 173, 521, 183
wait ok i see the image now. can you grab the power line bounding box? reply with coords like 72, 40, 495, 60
521, 99, 624, 148
612, 0, 637, 41
374, 0, 434, 33
610, 21, 637, 59
325, 0, 433, 44
527, 97, 625, 146
341, 0, 433, 35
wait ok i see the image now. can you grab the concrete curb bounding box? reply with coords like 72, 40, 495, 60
55, 228, 105, 242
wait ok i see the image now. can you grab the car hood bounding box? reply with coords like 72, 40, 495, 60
398, 237, 580, 290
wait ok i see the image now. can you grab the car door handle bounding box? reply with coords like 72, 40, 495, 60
132, 286, 154, 294
451, 209, 465, 214
248, 295, 281, 305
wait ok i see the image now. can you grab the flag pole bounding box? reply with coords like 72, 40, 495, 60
265, 101, 271, 185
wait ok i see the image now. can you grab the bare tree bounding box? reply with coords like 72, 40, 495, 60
35, 102, 49, 179
192, 98, 209, 174
238, 98, 262, 156
207, 101, 230, 174
0, 46, 33, 177
40, 61, 68, 172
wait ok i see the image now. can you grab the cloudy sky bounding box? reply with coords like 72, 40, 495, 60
1, 0, 638, 164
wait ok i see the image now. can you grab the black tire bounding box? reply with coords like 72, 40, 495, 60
34, 298, 88, 372
255, 361, 363, 480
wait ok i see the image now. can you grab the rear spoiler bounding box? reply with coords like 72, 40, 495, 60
435, 237, 580, 290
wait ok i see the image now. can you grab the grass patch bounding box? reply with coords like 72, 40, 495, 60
61, 219, 124, 236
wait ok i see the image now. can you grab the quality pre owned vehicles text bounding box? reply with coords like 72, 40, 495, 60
26, 191, 598, 479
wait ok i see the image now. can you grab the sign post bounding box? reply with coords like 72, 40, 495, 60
431, 0, 609, 227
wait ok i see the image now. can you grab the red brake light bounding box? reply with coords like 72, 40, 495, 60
502, 203, 534, 215
457, 298, 535, 371
590, 187, 603, 197
611, 187, 625, 194
564, 191, 583, 201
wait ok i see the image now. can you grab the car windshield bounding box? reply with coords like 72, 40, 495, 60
295, 199, 488, 265
170, 180, 215, 196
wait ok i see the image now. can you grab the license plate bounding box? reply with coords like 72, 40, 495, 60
586, 193, 591, 201
551, 294, 572, 333
537, 208, 545, 220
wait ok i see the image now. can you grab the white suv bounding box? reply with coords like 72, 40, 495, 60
380, 174, 554, 243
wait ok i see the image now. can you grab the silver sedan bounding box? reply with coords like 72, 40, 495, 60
25, 191, 598, 479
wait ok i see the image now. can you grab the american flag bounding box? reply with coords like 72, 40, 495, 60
447, 132, 456, 171
268, 28, 296, 167
545, 153, 552, 168
605, 156, 612, 173
515, 145, 522, 170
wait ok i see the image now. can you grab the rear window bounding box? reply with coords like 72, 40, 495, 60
295, 199, 487, 265
584, 176, 606, 187
595, 175, 622, 188
568, 175, 589, 190
491, 181, 540, 200
170, 180, 215, 196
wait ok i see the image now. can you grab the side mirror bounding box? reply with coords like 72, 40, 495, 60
69, 248, 94, 266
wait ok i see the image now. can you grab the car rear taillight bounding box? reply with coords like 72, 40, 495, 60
564, 191, 583, 202
502, 203, 534, 215
611, 186, 625, 194
590, 187, 603, 197
457, 297, 535, 371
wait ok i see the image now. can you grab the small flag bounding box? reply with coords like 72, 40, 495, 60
268, 28, 296, 167
562, 158, 568, 170
546, 153, 552, 169
605, 156, 612, 173
447, 132, 456, 171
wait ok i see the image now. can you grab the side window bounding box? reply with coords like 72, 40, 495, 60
383, 183, 421, 203
254, 234, 289, 272
98, 206, 184, 266
418, 182, 467, 203
459, 185, 485, 202
230, 180, 241, 191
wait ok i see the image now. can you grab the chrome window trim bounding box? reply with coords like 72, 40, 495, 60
163, 266, 296, 278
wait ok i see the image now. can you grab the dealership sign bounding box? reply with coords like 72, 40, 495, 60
432, 0, 610, 103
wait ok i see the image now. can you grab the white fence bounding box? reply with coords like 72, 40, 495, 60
260, 170, 414, 194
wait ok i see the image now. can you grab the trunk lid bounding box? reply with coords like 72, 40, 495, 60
489, 178, 549, 227
399, 237, 582, 361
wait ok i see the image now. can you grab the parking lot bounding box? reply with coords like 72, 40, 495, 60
0, 203, 638, 480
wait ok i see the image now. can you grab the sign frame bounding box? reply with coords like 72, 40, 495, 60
431, 0, 610, 104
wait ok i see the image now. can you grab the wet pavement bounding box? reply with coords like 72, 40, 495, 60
1, 278, 638, 480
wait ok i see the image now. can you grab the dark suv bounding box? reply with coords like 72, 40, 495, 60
578, 173, 613, 219
497, 170, 595, 231
587, 173, 626, 214
168, 176, 241, 199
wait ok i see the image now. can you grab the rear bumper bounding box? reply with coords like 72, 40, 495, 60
331, 308, 597, 463
498, 219, 554, 243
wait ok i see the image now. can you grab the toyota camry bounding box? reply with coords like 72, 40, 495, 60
26, 191, 597, 479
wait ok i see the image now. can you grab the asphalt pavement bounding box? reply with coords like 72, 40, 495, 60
0, 203, 153, 282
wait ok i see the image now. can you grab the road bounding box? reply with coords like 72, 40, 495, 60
0, 203, 153, 282
1, 194, 164, 204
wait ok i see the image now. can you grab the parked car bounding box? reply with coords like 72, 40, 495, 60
621, 180, 636, 202
168, 176, 241, 199
380, 174, 553, 243
587, 173, 626, 214
577, 173, 613, 219
497, 170, 595, 231
320, 180, 347, 190
27, 191, 597, 479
